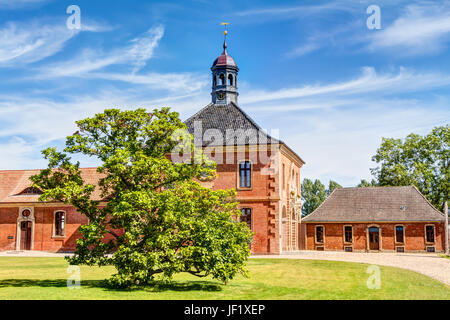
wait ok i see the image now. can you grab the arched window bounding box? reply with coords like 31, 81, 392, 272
228, 74, 233, 86
219, 74, 225, 85
239, 161, 251, 188
213, 75, 216, 87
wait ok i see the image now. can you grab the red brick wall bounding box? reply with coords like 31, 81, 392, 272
0, 206, 88, 252
305, 222, 445, 252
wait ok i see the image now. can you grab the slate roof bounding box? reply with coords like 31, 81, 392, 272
302, 186, 445, 222
185, 102, 280, 146
0, 168, 104, 204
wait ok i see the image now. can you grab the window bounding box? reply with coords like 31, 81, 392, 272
344, 246, 353, 252
228, 74, 233, 86
219, 74, 225, 85
396, 246, 405, 253
54, 211, 65, 236
425, 225, 435, 243
239, 161, 251, 188
344, 226, 353, 243
426, 246, 435, 253
315, 225, 324, 244
282, 164, 285, 190
395, 226, 404, 243
240, 208, 252, 230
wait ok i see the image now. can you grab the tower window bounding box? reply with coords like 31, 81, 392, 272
219, 74, 225, 85
228, 74, 233, 86
239, 161, 252, 188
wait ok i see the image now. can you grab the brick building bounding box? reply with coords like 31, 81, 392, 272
0, 36, 305, 254
302, 186, 446, 253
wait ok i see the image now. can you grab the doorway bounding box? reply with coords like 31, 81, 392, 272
368, 227, 380, 250
20, 221, 32, 250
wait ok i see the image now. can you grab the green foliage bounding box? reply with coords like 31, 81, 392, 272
301, 179, 342, 216
31, 108, 252, 288
370, 125, 449, 211
357, 179, 378, 187
327, 180, 342, 196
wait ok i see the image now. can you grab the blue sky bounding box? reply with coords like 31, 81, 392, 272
0, 0, 449, 186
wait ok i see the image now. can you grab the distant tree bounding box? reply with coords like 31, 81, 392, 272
357, 179, 378, 187
370, 125, 449, 211
31, 108, 252, 288
327, 180, 342, 196
302, 179, 342, 216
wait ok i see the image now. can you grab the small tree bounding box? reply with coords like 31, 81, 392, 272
31, 108, 252, 288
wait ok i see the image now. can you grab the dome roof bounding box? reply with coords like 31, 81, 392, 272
212, 40, 237, 68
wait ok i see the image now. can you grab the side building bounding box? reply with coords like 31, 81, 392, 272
302, 186, 446, 253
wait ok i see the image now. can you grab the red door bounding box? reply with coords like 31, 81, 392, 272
20, 221, 32, 250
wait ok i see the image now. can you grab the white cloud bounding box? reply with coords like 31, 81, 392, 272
128, 26, 164, 73
241, 67, 450, 105
0, 18, 112, 67
0, 21, 78, 66
369, 3, 450, 55
33, 25, 167, 79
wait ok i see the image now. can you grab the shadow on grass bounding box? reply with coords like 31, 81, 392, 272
0, 279, 222, 292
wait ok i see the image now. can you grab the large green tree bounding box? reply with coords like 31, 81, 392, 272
370, 125, 449, 211
31, 108, 252, 288
301, 179, 342, 216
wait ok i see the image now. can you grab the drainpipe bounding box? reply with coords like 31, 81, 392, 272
445, 201, 449, 255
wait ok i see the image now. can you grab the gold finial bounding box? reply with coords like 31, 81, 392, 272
221, 22, 229, 36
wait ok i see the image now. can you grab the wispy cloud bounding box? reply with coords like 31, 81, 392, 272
34, 25, 165, 77
241, 67, 450, 105
368, 2, 450, 55
0, 18, 111, 67
0, 21, 78, 66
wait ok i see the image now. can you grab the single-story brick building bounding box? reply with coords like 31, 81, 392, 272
302, 186, 446, 253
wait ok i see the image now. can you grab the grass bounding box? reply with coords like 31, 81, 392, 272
440, 254, 450, 259
0, 257, 448, 300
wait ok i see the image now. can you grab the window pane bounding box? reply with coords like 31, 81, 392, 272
316, 226, 324, 243
396, 226, 404, 243
426, 226, 434, 242
345, 226, 352, 242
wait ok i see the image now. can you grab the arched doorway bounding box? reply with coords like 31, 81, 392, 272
16, 208, 35, 251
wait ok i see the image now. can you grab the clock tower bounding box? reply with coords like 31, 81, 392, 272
211, 31, 239, 105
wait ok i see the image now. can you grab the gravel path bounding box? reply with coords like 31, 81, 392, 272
252, 251, 450, 286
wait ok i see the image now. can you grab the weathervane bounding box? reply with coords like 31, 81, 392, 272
221, 22, 229, 40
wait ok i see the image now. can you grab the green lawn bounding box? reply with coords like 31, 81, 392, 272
0, 257, 448, 300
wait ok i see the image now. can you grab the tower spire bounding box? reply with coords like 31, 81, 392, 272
221, 22, 229, 54
211, 22, 238, 105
